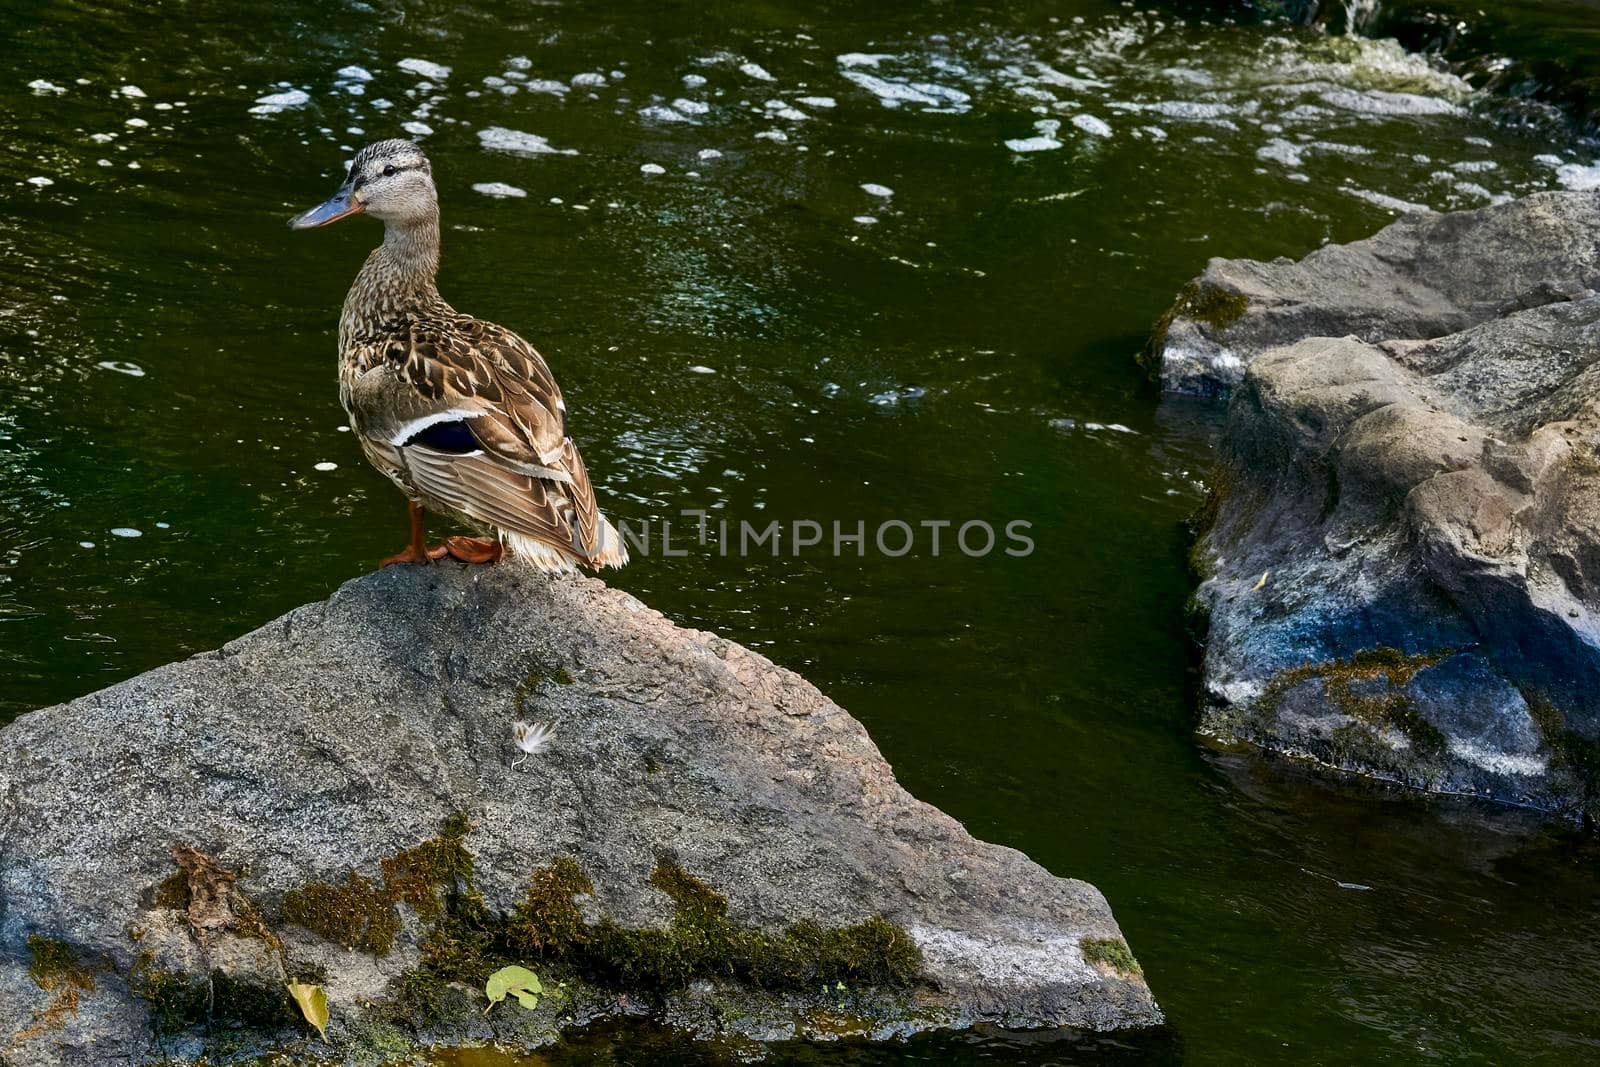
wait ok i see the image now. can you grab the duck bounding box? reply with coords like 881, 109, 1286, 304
288, 139, 627, 572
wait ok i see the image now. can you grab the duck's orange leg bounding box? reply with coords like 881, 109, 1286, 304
379, 501, 433, 567
427, 536, 503, 564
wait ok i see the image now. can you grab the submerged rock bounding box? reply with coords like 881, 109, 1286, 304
0, 568, 1159, 1063
1171, 192, 1600, 821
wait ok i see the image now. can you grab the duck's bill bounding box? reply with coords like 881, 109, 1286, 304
288, 189, 362, 230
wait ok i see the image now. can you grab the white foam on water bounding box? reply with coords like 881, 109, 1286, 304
120, 84, 145, 98
398, 58, 451, 80
861, 182, 893, 197
1006, 118, 1062, 153
853, 215, 878, 225
640, 104, 693, 123
1556, 163, 1600, 191
838, 53, 894, 68
249, 89, 310, 114
469, 181, 527, 199
111, 527, 142, 538
313, 461, 338, 471
1257, 138, 1304, 167
28, 79, 65, 94
571, 72, 606, 87
697, 148, 723, 160
674, 98, 710, 115
1344, 186, 1433, 214
1533, 153, 1564, 167
337, 65, 373, 81
682, 73, 708, 89
1072, 113, 1112, 136
687, 365, 716, 374
125, 116, 147, 128
478, 126, 578, 157
402, 121, 433, 136
506, 55, 532, 71
1318, 86, 1461, 116
739, 62, 775, 82
640, 162, 667, 174
799, 96, 836, 108
755, 129, 788, 142
525, 79, 568, 96
1453, 160, 1497, 172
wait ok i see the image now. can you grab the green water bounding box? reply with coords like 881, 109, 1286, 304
4, 0, 1600, 1063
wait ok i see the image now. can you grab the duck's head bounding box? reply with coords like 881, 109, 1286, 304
289, 139, 436, 231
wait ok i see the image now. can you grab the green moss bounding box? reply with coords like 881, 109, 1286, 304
151, 870, 190, 911
282, 871, 399, 956
1527, 694, 1600, 823
1139, 280, 1250, 380
209, 970, 297, 1028
506, 856, 593, 958
382, 817, 475, 923
27, 936, 94, 995
130, 952, 208, 1035
1081, 937, 1143, 978
513, 665, 577, 716
1258, 647, 1449, 757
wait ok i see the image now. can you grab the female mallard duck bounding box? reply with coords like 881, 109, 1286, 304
288, 139, 627, 572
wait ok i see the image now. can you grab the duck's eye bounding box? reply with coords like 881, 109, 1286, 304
382, 164, 396, 177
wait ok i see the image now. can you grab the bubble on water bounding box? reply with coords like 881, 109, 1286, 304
764, 99, 809, 121
853, 215, 877, 225
472, 182, 527, 198
1533, 154, 1564, 167
155, 522, 170, 529
674, 98, 710, 115
861, 182, 893, 197
571, 72, 607, 88
402, 120, 434, 136
687, 365, 716, 374
26, 176, 53, 187
798, 96, 836, 108
478, 126, 578, 157
398, 58, 451, 80
125, 116, 148, 128
96, 158, 112, 166
754, 129, 788, 142
525, 79, 567, 96
682, 74, 708, 89
313, 461, 338, 471
1452, 159, 1497, 173
371, 98, 392, 110
111, 527, 142, 538
640, 162, 666, 175
91, 132, 115, 143
96, 360, 145, 376
697, 148, 723, 160
250, 89, 310, 115
739, 62, 775, 82
120, 84, 146, 98
79, 541, 95, 548
337, 65, 373, 82
29, 79, 65, 94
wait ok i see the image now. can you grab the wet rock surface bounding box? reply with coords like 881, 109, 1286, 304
1174, 192, 1600, 820
0, 567, 1158, 1064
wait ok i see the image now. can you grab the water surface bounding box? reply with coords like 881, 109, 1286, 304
3, 0, 1599, 1063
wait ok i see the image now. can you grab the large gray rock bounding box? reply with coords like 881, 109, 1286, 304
1148, 192, 1600, 397
1181, 194, 1600, 821
0, 567, 1158, 1064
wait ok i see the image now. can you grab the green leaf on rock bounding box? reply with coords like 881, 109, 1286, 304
286, 979, 329, 1040
484, 964, 542, 1013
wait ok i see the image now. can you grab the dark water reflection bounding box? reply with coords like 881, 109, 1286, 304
3, 0, 1599, 1063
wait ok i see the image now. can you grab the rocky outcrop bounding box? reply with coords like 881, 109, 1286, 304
1171, 192, 1600, 820
1147, 192, 1600, 398
0, 567, 1159, 1064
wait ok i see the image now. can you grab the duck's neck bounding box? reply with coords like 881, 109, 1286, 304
339, 215, 445, 348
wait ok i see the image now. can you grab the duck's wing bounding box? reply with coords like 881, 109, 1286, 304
349, 317, 609, 560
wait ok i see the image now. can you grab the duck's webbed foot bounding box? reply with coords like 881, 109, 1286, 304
428, 536, 503, 565
380, 501, 433, 568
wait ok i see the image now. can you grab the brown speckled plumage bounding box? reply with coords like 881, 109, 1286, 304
294, 140, 625, 571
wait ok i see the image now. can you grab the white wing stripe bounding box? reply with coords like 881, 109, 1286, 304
388, 408, 484, 446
